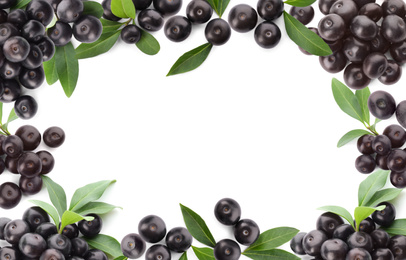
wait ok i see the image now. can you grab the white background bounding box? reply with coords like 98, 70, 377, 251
1, 0, 406, 259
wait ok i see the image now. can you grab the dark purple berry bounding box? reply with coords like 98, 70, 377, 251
43, 126, 65, 148
214, 198, 241, 226
120, 233, 146, 259
213, 239, 241, 260
234, 219, 260, 246
138, 214, 166, 243
165, 227, 192, 253
368, 91, 396, 120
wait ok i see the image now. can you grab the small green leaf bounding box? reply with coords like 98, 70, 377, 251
3, 109, 18, 132
354, 205, 385, 231
167, 43, 213, 76
100, 19, 123, 32
337, 129, 372, 148
60, 210, 94, 233
245, 227, 299, 252
355, 87, 371, 125
43, 55, 59, 85
283, 11, 332, 56
358, 169, 390, 206
370, 118, 381, 133
179, 251, 188, 260
243, 248, 300, 260
192, 246, 215, 260
332, 78, 365, 124
10, 0, 31, 9
114, 256, 128, 260
0, 102, 3, 124
382, 219, 406, 236
180, 204, 216, 248
136, 30, 160, 55
318, 205, 354, 228
111, 0, 135, 19
54, 43, 79, 97
205, 0, 230, 17
41, 175, 67, 218
75, 30, 121, 59
363, 188, 403, 208
85, 234, 122, 258
69, 180, 116, 212
284, 0, 316, 7
29, 200, 60, 231
74, 202, 122, 216
82, 1, 104, 18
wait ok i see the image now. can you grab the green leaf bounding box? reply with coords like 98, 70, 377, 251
136, 30, 160, 55
180, 204, 216, 248
0, 102, 3, 124
243, 248, 300, 260
41, 175, 67, 218
355, 87, 371, 125
29, 200, 60, 231
318, 205, 354, 228
382, 219, 406, 236
114, 256, 128, 260
69, 180, 116, 212
284, 0, 316, 7
205, 0, 230, 17
179, 251, 188, 260
363, 188, 403, 208
337, 129, 372, 148
100, 19, 123, 33
111, 0, 135, 19
54, 43, 79, 97
354, 205, 385, 231
75, 30, 121, 59
74, 202, 122, 216
245, 227, 299, 252
10, 0, 31, 9
167, 43, 213, 76
84, 234, 122, 258
60, 211, 94, 233
358, 169, 390, 206
192, 246, 215, 260
370, 118, 381, 133
43, 55, 59, 85
331, 78, 365, 123
3, 109, 18, 132
283, 11, 332, 56
82, 1, 104, 18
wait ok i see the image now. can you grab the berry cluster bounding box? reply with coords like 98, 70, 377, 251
0, 206, 107, 260
212, 198, 260, 260
290, 202, 404, 260
303, 0, 406, 88
0, 125, 65, 209
120, 214, 193, 259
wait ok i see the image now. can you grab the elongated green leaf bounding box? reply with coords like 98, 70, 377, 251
111, 0, 135, 19
354, 205, 385, 231
54, 43, 79, 97
284, 0, 316, 7
318, 205, 354, 228
101, 19, 123, 33
363, 188, 403, 208
243, 248, 300, 260
10, 0, 31, 9
136, 30, 160, 55
180, 204, 216, 248
43, 55, 59, 85
358, 169, 390, 206
74, 202, 122, 216
41, 175, 67, 218
332, 78, 365, 123
179, 251, 188, 260
382, 219, 406, 236
114, 256, 127, 260
245, 227, 299, 252
82, 1, 104, 18
355, 87, 371, 125
85, 234, 122, 258
29, 200, 60, 231
337, 129, 372, 148
205, 0, 230, 17
192, 246, 215, 260
3, 109, 18, 132
0, 102, 3, 125
370, 118, 381, 133
75, 30, 121, 59
60, 210, 94, 233
69, 180, 116, 212
167, 43, 213, 76
283, 11, 332, 56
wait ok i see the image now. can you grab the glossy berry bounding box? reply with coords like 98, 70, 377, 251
43, 126, 65, 148
0, 79, 21, 103
370, 229, 390, 248
318, 14, 346, 42
15, 125, 41, 151
332, 224, 355, 241
85, 249, 108, 260
37, 150, 55, 174
387, 149, 406, 172
214, 198, 241, 226
358, 217, 375, 233
19, 175, 43, 195
0, 247, 21, 260
371, 248, 394, 260
228, 4, 258, 33
389, 235, 406, 259
101, 0, 120, 21
368, 91, 396, 120
371, 202, 396, 228
316, 212, 344, 238
71, 237, 89, 257
78, 214, 102, 238
61, 223, 79, 239
22, 206, 50, 232
390, 170, 406, 188
2, 135, 23, 158
35, 222, 57, 240
290, 232, 306, 255
379, 60, 402, 85
164, 16, 192, 42
381, 15, 406, 43
152, 0, 182, 16
205, 18, 231, 46
372, 135, 392, 155
376, 154, 389, 170
381, 0, 406, 16
4, 219, 30, 244
132, 0, 152, 10
357, 135, 375, 155
0, 182, 22, 209
18, 151, 42, 178
346, 248, 372, 260
18, 233, 47, 258
358, 3, 382, 22
121, 24, 142, 44
289, 6, 314, 25
138, 214, 166, 243
47, 21, 73, 47
137, 9, 164, 31
344, 63, 371, 90
145, 245, 171, 260
39, 248, 65, 260
165, 227, 192, 253
350, 15, 377, 41
319, 51, 347, 73
254, 21, 281, 49
0, 217, 11, 239
213, 239, 241, 260
390, 41, 406, 64
186, 0, 213, 24
56, 0, 83, 23
362, 52, 388, 79
5, 155, 20, 173
257, 0, 284, 21
73, 15, 103, 43
234, 219, 260, 246
36, 36, 55, 62
25, 0, 54, 26
396, 101, 406, 129
21, 20, 45, 42
7, 9, 27, 29
329, 0, 359, 25
302, 229, 328, 256
0, 23, 19, 46
3, 36, 30, 63
347, 231, 374, 252
320, 238, 348, 260
47, 233, 72, 257
342, 36, 371, 64
120, 233, 146, 259
14, 95, 38, 120
19, 66, 45, 89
